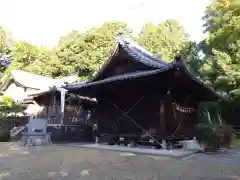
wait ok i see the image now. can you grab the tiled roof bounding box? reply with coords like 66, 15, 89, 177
67, 68, 171, 89
117, 37, 167, 68
89, 37, 167, 82
66, 56, 221, 101
27, 86, 97, 103
10, 70, 77, 90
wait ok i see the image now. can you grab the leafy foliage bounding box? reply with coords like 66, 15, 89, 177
203, 0, 240, 62
0, 96, 18, 110
196, 123, 232, 150
200, 0, 240, 100
0, 96, 23, 118
191, 0, 240, 126
0, 26, 8, 53
0, 21, 192, 81
0, 27, 11, 75
8, 42, 60, 77
56, 22, 132, 78
0, 129, 10, 142
0, 6, 238, 101
138, 20, 189, 62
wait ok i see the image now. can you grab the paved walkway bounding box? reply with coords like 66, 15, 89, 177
64, 143, 199, 158
0, 142, 240, 180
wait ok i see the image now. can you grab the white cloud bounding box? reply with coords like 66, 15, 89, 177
0, 0, 210, 47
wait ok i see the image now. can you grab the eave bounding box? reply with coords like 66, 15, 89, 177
66, 56, 221, 101
88, 37, 168, 82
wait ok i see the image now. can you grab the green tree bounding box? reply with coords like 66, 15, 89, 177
203, 0, 240, 62
138, 19, 189, 62
25, 47, 61, 77
0, 26, 8, 53
10, 42, 39, 69
56, 22, 132, 79
180, 42, 206, 78
7, 41, 61, 78
0, 96, 22, 117
198, 50, 239, 93
202, 0, 240, 98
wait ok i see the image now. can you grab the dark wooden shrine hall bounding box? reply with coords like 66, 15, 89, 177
65, 37, 221, 143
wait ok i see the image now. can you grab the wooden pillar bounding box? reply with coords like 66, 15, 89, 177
163, 91, 175, 136
159, 102, 166, 136
53, 94, 56, 107
53, 94, 56, 124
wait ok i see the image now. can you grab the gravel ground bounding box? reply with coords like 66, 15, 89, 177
0, 142, 240, 180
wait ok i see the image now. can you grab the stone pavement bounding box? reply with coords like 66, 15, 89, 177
0, 142, 240, 180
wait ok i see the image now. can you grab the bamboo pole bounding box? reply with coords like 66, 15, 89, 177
218, 113, 223, 125
206, 108, 212, 124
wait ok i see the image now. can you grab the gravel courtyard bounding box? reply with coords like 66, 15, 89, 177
0, 142, 240, 180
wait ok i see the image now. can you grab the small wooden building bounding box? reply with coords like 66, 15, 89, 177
27, 87, 96, 124
65, 37, 220, 144
0, 70, 72, 101
26, 87, 97, 142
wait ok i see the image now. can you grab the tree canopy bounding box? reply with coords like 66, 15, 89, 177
200, 0, 240, 99
0, 26, 8, 53
138, 19, 189, 62
56, 22, 132, 79
203, 0, 240, 61
0, 1, 239, 102
0, 20, 190, 81
0, 1, 240, 124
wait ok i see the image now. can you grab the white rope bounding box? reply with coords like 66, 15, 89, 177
117, 1, 152, 37
111, 96, 145, 129
110, 89, 189, 149
166, 124, 181, 148
166, 102, 191, 148
172, 103, 195, 113
113, 103, 164, 148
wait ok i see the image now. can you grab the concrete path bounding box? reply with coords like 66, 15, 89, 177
0, 142, 240, 180
63, 143, 199, 158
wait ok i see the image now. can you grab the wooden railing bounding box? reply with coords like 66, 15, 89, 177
36, 106, 61, 124
233, 125, 240, 138
36, 105, 90, 125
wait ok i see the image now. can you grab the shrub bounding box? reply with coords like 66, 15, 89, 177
196, 123, 233, 151
0, 129, 10, 142
215, 125, 233, 148
196, 123, 216, 145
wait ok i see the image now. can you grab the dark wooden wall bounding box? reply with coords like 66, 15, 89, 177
92, 85, 198, 139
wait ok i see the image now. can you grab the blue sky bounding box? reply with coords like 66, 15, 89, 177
0, 0, 210, 47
